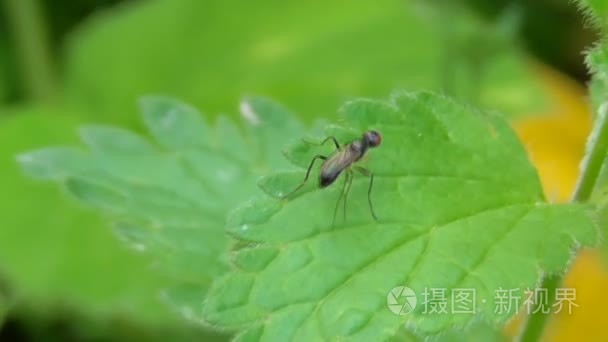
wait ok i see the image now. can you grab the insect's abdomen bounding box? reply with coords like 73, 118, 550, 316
320, 170, 341, 187
319, 148, 357, 188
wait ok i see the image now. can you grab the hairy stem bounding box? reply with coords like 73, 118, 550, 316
572, 103, 608, 202
518, 275, 560, 342
518, 102, 608, 341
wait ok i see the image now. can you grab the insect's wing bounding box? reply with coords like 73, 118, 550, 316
322, 149, 356, 179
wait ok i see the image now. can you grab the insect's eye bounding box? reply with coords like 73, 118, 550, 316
366, 131, 382, 147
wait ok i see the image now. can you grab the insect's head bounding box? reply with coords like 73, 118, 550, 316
363, 130, 382, 148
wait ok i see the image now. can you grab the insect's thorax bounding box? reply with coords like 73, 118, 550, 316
349, 140, 366, 161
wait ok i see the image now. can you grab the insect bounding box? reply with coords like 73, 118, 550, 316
283, 130, 382, 226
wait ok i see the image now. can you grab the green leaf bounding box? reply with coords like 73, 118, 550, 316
1, 109, 179, 325
18, 96, 306, 315
585, 46, 608, 113
580, 0, 608, 113
139, 96, 212, 150
63, 0, 547, 123
203, 91, 598, 338
576, 0, 608, 29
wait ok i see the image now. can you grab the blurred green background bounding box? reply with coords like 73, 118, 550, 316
0, 0, 595, 340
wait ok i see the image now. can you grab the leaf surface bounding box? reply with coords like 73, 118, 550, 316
203, 91, 597, 339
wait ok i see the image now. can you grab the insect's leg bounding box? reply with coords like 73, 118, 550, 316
284, 155, 327, 198
342, 169, 354, 224
354, 166, 378, 221
332, 171, 349, 228
302, 136, 341, 150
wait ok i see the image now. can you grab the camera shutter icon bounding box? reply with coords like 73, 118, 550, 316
387, 286, 417, 315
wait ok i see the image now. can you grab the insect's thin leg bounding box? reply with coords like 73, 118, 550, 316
284, 155, 327, 198
368, 173, 378, 221
343, 169, 354, 224
302, 136, 341, 150
354, 166, 378, 221
332, 172, 349, 228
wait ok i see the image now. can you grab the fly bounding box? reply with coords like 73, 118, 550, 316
283, 130, 382, 225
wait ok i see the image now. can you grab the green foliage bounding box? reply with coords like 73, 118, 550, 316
579, 0, 608, 267
202, 92, 597, 339
577, 0, 608, 29
62, 0, 546, 124
20, 92, 598, 338
581, 0, 608, 112
0, 110, 175, 321
2, 1, 556, 330
586, 46, 608, 112
18, 96, 305, 315
5, 0, 599, 339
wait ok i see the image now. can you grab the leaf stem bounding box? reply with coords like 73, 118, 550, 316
518, 275, 560, 342
572, 103, 608, 202
518, 102, 608, 341
3, 0, 57, 102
